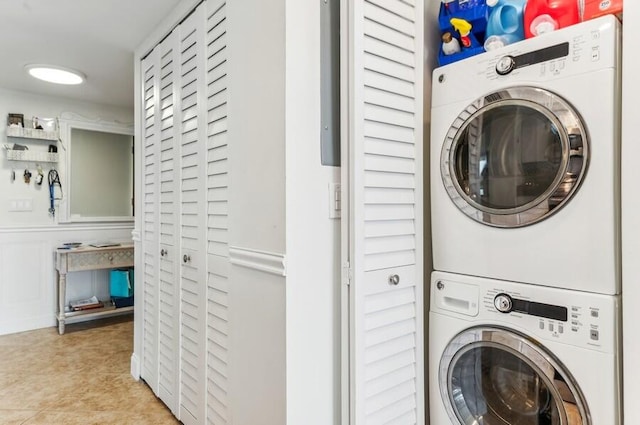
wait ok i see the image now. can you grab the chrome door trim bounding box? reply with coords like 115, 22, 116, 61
439, 326, 591, 425
440, 86, 589, 228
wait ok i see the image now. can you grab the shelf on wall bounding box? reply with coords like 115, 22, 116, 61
5, 149, 58, 162
6, 126, 59, 141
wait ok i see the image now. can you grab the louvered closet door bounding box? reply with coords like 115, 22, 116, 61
204, 1, 230, 424
157, 29, 180, 415
141, 46, 160, 396
344, 0, 424, 424
178, 5, 208, 425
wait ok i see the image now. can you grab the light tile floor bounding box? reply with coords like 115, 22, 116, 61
0, 316, 180, 425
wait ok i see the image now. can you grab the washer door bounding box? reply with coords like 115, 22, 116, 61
440, 327, 590, 425
441, 86, 588, 227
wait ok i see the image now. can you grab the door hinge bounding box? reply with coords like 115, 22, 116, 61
342, 262, 352, 286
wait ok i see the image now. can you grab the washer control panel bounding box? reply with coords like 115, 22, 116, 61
484, 288, 604, 348
491, 293, 568, 322
432, 272, 619, 354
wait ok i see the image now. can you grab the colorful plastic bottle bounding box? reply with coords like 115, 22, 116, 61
484, 0, 526, 49
450, 18, 473, 48
523, 0, 580, 38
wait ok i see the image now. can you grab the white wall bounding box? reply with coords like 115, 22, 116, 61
0, 87, 134, 335
226, 1, 288, 424
227, 2, 286, 254
285, 1, 341, 424
0, 87, 132, 226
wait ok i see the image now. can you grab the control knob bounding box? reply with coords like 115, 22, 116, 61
496, 55, 516, 75
494, 293, 513, 313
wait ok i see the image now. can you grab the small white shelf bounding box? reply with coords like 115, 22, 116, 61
5, 149, 59, 162
6, 126, 59, 141
63, 304, 133, 319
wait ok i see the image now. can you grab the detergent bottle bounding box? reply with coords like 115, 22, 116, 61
484, 0, 526, 50
523, 0, 580, 39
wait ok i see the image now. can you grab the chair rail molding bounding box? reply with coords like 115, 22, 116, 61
229, 246, 287, 277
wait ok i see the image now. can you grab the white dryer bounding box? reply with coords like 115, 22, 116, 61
429, 271, 620, 425
430, 16, 621, 295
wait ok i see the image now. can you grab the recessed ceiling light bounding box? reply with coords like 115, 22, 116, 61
25, 64, 86, 85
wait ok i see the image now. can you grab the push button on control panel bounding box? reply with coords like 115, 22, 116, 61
590, 330, 599, 341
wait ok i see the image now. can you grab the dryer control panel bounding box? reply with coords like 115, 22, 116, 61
431, 271, 619, 354
479, 18, 617, 81
431, 15, 620, 109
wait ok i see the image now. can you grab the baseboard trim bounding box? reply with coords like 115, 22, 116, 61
130, 352, 141, 380
0, 315, 56, 336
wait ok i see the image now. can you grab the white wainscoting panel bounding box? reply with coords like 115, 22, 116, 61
0, 225, 133, 335
0, 240, 50, 334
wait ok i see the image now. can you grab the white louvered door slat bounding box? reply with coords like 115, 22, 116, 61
141, 46, 160, 396
157, 29, 180, 416
344, 0, 424, 424
178, 4, 208, 425
205, 1, 230, 424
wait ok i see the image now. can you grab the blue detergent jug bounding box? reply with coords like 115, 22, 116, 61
484, 0, 526, 50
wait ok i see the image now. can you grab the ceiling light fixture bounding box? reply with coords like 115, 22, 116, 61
25, 64, 86, 85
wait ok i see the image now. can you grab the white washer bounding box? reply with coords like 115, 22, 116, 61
429, 271, 620, 425
430, 16, 621, 295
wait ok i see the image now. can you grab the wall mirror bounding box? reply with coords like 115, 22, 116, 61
58, 112, 134, 223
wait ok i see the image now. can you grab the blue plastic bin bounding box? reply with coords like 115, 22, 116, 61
110, 269, 132, 298
438, 32, 485, 66
438, 1, 489, 36
438, 1, 488, 66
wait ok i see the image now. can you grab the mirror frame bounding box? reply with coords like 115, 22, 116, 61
58, 112, 134, 223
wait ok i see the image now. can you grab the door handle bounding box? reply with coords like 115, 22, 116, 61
388, 274, 400, 286
183, 254, 191, 263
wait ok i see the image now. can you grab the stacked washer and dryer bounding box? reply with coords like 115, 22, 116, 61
429, 16, 622, 425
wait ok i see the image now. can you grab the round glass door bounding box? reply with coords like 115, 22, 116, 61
441, 87, 588, 227
440, 327, 590, 425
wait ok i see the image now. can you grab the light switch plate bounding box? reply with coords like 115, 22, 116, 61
8, 198, 33, 212
329, 183, 341, 219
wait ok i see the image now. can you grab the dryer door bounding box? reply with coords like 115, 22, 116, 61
440, 327, 590, 425
441, 86, 588, 227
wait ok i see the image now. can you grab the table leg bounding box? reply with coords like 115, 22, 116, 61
58, 272, 67, 335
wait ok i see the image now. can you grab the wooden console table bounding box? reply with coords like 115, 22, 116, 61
55, 244, 134, 334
